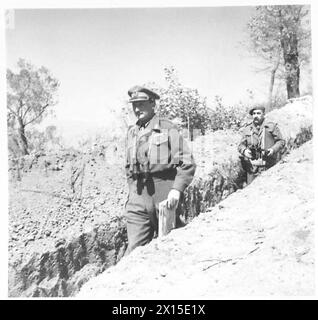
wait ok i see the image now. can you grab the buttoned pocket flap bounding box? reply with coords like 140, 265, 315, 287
152, 133, 168, 146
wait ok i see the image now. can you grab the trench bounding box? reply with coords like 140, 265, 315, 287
8, 217, 128, 297
8, 107, 313, 297
182, 126, 313, 221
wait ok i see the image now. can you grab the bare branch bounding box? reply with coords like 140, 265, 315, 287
253, 66, 272, 73
17, 100, 25, 118
7, 105, 19, 117
22, 104, 33, 121
20, 77, 31, 102
24, 103, 49, 126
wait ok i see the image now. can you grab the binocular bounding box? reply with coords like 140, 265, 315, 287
250, 146, 270, 161
132, 162, 150, 182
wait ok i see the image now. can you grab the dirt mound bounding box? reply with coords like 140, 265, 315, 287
78, 140, 314, 298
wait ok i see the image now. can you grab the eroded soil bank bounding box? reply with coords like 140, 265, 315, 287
8, 96, 313, 297
79, 140, 314, 298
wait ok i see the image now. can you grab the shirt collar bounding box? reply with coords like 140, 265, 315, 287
137, 119, 150, 129
136, 113, 158, 130
135, 114, 160, 139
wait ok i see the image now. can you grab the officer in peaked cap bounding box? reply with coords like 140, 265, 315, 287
123, 85, 196, 255
128, 85, 161, 103
238, 105, 285, 185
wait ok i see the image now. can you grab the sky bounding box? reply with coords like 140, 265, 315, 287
4, 6, 287, 145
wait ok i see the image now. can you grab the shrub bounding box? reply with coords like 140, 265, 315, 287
208, 96, 250, 131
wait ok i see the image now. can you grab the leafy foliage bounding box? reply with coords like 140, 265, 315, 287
27, 126, 63, 152
245, 5, 311, 100
127, 65, 289, 138
146, 66, 210, 138
8, 125, 63, 157
246, 5, 311, 69
7, 59, 60, 154
209, 96, 250, 131
143, 67, 265, 134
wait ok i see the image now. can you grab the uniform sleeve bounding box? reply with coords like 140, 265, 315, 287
168, 127, 196, 193
125, 127, 133, 180
237, 131, 248, 155
269, 123, 285, 154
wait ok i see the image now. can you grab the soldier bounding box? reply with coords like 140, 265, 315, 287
238, 105, 285, 185
124, 85, 196, 255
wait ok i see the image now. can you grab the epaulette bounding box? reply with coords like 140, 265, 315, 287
158, 118, 176, 129
239, 120, 253, 133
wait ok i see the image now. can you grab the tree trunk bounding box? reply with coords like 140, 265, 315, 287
17, 117, 29, 155
268, 52, 281, 110
281, 33, 300, 99
268, 71, 276, 110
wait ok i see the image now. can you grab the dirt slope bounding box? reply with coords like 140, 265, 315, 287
78, 140, 314, 298
8, 96, 313, 297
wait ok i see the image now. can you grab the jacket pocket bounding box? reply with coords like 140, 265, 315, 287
246, 133, 257, 147
149, 132, 169, 165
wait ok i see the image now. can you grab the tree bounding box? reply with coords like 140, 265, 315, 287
7, 59, 59, 155
208, 96, 250, 131
25, 125, 63, 153
246, 5, 311, 105
146, 66, 210, 140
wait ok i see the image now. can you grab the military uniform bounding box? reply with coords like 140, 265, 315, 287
238, 120, 285, 184
124, 87, 196, 255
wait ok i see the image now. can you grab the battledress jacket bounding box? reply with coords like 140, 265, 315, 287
237, 120, 285, 167
125, 114, 196, 204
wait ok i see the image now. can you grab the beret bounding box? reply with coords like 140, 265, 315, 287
128, 85, 160, 103
249, 105, 266, 115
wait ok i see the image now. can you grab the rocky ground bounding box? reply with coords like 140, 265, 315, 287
8, 144, 127, 268
78, 140, 314, 298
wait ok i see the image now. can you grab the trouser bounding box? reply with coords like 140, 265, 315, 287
124, 176, 179, 255
246, 171, 258, 185
245, 166, 269, 185
240, 156, 275, 186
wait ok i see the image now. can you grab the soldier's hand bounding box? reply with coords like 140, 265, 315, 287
267, 148, 274, 157
244, 149, 252, 159
167, 189, 181, 209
